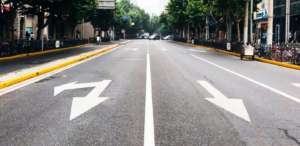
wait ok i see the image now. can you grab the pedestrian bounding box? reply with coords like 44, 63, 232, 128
293, 31, 298, 43
25, 31, 30, 40
289, 31, 293, 42
30, 32, 35, 41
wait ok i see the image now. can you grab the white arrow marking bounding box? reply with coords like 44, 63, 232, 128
54, 82, 103, 96
70, 80, 111, 120
189, 49, 206, 52
162, 48, 167, 51
198, 80, 251, 122
54, 80, 111, 120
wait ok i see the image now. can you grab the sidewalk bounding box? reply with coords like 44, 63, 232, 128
0, 40, 127, 76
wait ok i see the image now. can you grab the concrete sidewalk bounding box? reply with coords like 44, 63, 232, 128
0, 40, 127, 76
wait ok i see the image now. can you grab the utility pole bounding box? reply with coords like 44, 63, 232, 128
267, 0, 273, 45
243, 1, 249, 44
250, 0, 253, 43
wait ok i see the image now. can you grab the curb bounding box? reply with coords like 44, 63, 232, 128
0, 44, 90, 61
173, 41, 300, 70
0, 40, 134, 89
94, 42, 111, 45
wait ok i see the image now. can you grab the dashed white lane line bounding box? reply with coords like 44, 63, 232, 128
144, 40, 155, 146
190, 54, 300, 104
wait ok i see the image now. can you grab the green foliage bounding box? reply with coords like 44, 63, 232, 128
149, 16, 161, 35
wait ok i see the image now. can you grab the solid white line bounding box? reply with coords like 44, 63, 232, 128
198, 81, 227, 100
144, 40, 155, 146
190, 54, 300, 103
0, 45, 125, 96
291, 83, 300, 88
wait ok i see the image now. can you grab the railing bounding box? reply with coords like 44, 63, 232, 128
190, 39, 300, 66
0, 38, 89, 57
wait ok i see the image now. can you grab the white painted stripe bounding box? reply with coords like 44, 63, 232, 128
190, 54, 300, 103
0, 45, 125, 96
184, 51, 186, 53
198, 81, 227, 100
291, 83, 300, 88
144, 40, 155, 146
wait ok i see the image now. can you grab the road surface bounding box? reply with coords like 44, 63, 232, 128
0, 40, 300, 146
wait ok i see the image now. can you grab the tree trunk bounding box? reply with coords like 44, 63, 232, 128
225, 14, 229, 40
37, 6, 45, 40
237, 20, 240, 42
243, 0, 249, 43
195, 26, 198, 39
216, 24, 220, 41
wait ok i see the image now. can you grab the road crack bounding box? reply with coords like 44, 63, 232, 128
278, 128, 300, 145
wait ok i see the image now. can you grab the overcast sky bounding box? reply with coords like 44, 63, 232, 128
138, 0, 167, 16
116, 0, 169, 16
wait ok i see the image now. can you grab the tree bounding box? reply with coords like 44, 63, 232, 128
21, 0, 97, 40
2, 0, 25, 40
185, 0, 206, 38
148, 16, 161, 35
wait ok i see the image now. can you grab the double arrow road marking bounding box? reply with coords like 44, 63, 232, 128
198, 80, 251, 122
54, 80, 111, 120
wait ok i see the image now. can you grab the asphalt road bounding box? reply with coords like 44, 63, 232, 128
0, 40, 127, 75
0, 40, 300, 145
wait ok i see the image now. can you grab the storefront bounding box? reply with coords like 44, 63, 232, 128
290, 1, 300, 42
255, 10, 268, 44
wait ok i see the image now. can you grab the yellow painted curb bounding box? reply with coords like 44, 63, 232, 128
172, 40, 188, 45
94, 42, 111, 45
0, 44, 90, 61
0, 41, 134, 89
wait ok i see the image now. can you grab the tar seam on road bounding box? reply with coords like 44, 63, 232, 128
144, 40, 155, 146
190, 54, 300, 104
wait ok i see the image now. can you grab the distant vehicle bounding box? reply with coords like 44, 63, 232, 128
149, 35, 160, 40
163, 35, 171, 40
149, 35, 156, 40
139, 35, 149, 39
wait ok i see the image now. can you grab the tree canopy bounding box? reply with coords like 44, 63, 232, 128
160, 0, 262, 42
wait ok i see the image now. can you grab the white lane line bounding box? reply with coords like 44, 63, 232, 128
291, 83, 300, 88
191, 54, 300, 103
144, 40, 155, 146
184, 51, 186, 53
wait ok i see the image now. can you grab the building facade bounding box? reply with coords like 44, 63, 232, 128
254, 0, 269, 44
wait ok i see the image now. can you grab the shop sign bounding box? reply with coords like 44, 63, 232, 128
256, 10, 268, 20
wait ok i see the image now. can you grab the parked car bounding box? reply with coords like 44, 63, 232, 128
149, 35, 156, 40
149, 35, 160, 40
163, 35, 170, 40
